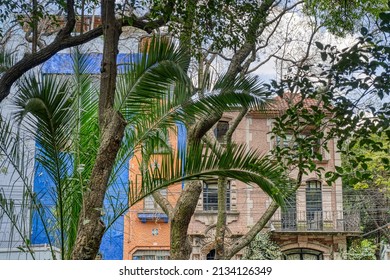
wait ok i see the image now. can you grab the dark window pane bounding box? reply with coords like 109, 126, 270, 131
214, 121, 229, 143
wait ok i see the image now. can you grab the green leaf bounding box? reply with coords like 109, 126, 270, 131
381, 157, 389, 165
315, 41, 324, 50
335, 166, 343, 174
360, 27, 368, 36
321, 52, 327, 61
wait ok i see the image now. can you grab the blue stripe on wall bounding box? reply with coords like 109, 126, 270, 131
42, 53, 141, 74
176, 122, 187, 189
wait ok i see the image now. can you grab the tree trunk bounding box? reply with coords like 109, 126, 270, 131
71, 110, 126, 259
215, 177, 227, 259
71, 0, 125, 260
225, 201, 280, 259
170, 180, 202, 259
215, 108, 248, 259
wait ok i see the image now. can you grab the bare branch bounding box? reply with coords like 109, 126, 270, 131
225, 108, 248, 142
266, 0, 304, 28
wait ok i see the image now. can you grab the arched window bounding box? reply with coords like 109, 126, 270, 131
306, 180, 323, 230
283, 248, 324, 260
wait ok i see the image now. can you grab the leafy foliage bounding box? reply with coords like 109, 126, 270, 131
268, 10, 390, 187
244, 232, 282, 260
305, 0, 389, 35
346, 239, 377, 260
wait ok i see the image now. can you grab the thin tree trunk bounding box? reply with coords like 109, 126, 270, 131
215, 108, 248, 259
225, 200, 280, 259
32, 0, 38, 53
215, 176, 227, 259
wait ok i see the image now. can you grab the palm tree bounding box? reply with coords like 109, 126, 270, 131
0, 37, 286, 259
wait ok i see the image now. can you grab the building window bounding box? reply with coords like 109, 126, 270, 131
275, 132, 321, 158
132, 250, 170, 260
214, 121, 229, 143
275, 134, 294, 149
283, 248, 324, 260
144, 189, 167, 211
203, 181, 230, 211
281, 193, 297, 230
306, 180, 323, 230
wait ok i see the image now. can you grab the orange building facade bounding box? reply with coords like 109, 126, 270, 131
123, 102, 360, 260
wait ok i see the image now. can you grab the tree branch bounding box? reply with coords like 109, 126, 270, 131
0, 1, 175, 103
225, 170, 303, 259
152, 191, 174, 220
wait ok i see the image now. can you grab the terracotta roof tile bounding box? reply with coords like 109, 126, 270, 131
249, 93, 326, 117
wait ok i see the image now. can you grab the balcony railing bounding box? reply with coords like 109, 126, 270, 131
271, 210, 360, 233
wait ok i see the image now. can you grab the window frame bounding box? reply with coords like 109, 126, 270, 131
306, 180, 323, 230
202, 181, 231, 211
132, 250, 170, 260
274, 131, 322, 158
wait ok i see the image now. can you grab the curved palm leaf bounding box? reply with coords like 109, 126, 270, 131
0, 114, 57, 259
10, 49, 100, 259
115, 36, 191, 117
13, 74, 74, 259
130, 142, 287, 207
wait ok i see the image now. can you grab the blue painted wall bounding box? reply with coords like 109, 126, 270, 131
31, 53, 135, 259
41, 53, 141, 74
32, 149, 128, 260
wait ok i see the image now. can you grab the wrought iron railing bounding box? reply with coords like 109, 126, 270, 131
271, 210, 360, 233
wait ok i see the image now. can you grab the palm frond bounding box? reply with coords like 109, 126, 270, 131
64, 48, 100, 258
130, 142, 287, 207
0, 114, 58, 259
12, 73, 76, 259
115, 36, 192, 117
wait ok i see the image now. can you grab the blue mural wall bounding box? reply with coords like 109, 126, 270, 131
31, 53, 136, 259
41, 52, 141, 74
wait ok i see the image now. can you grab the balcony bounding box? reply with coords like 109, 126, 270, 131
270, 211, 360, 233
137, 209, 169, 223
